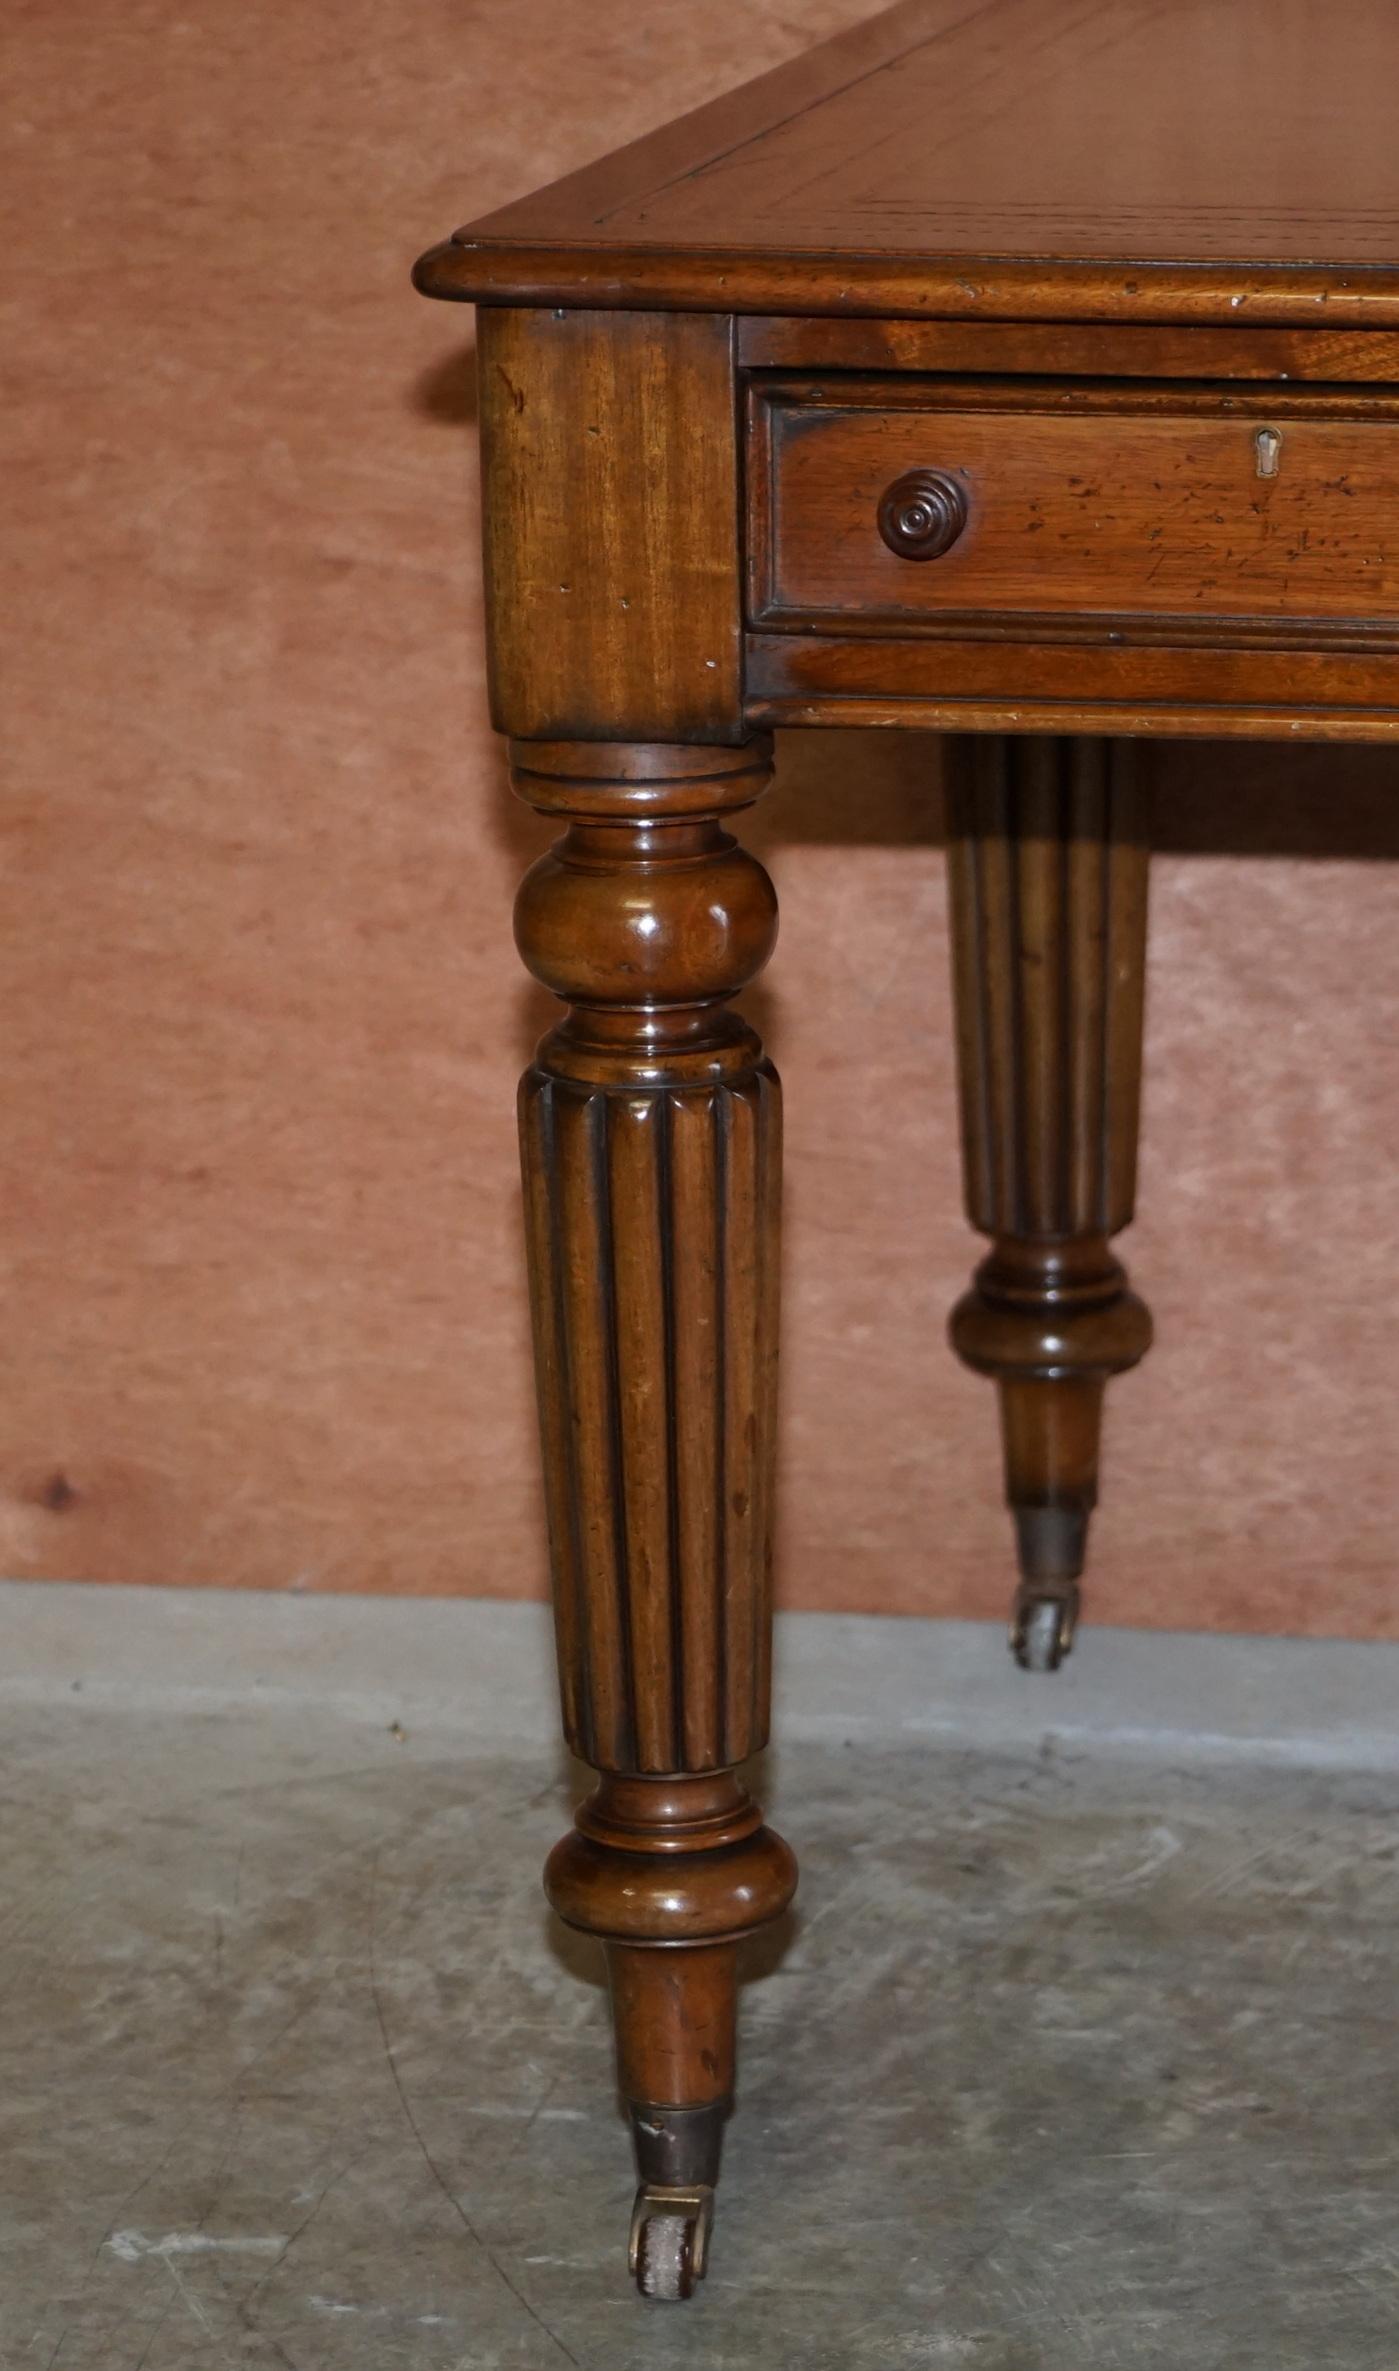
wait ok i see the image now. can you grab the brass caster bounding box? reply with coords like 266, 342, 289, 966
1011, 1587, 1078, 1673
629, 2183, 714, 2300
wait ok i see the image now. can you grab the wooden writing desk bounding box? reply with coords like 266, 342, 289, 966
415, 0, 1399, 2296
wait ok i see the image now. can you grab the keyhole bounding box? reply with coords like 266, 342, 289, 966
1254, 426, 1283, 480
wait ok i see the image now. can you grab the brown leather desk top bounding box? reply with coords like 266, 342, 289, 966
416, 0, 1399, 324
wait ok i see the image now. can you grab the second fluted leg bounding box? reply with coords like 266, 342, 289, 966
945, 734, 1153, 1670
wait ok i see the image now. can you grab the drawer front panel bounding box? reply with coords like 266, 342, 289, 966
748, 380, 1399, 640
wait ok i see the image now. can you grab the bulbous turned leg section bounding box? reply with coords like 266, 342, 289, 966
512, 739, 792, 2293
546, 1774, 797, 2298
946, 734, 1153, 1668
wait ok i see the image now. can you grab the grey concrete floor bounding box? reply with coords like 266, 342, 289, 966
6, 1599, 1399, 2369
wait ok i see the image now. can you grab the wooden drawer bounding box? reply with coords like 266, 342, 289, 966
747, 378, 1399, 646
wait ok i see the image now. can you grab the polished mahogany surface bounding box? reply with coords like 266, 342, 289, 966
417, 0, 1399, 320
750, 378, 1399, 633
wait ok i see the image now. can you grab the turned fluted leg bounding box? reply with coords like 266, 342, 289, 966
946, 734, 1153, 1671
512, 737, 795, 2298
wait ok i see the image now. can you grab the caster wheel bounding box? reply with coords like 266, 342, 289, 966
629, 2183, 713, 2301
1014, 1595, 1073, 1673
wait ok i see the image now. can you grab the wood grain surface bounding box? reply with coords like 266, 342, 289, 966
478, 309, 744, 741
752, 380, 1399, 633
418, 0, 1399, 321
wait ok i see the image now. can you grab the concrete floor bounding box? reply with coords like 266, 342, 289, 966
7, 1593, 1399, 2369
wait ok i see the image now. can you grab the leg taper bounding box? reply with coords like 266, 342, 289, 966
512, 738, 795, 2294
946, 734, 1153, 1669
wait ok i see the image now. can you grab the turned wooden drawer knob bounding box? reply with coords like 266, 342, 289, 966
877, 467, 969, 561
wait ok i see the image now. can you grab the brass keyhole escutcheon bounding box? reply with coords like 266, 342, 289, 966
1254, 426, 1283, 479
877, 467, 970, 560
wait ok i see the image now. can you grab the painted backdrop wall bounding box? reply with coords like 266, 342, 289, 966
7, 0, 1399, 1632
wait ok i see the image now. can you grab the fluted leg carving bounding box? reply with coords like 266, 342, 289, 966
945, 734, 1153, 1671
512, 737, 795, 2297
518, 1061, 780, 1773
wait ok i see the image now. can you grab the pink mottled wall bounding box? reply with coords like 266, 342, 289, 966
5, 0, 1398, 1632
